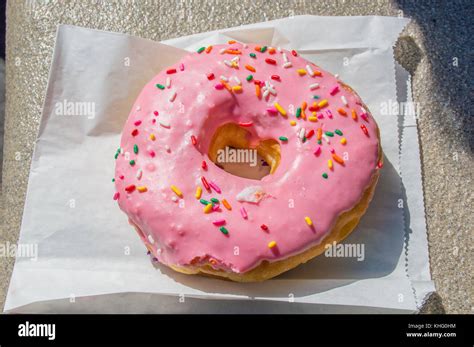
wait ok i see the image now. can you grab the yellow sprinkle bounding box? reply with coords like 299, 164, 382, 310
274, 102, 287, 117
340, 137, 347, 145
290, 120, 297, 126
308, 116, 318, 122
268, 241, 277, 249
232, 85, 243, 93
318, 99, 328, 108
305, 216, 313, 226
328, 159, 333, 170
171, 185, 183, 198
149, 134, 156, 141
297, 69, 307, 76
137, 186, 148, 193
195, 186, 202, 199
222, 199, 232, 210
203, 203, 213, 214
231, 62, 238, 68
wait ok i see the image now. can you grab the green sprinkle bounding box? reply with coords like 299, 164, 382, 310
156, 84, 165, 90
219, 226, 229, 235
200, 199, 210, 205
197, 46, 205, 53
133, 144, 139, 154
210, 198, 219, 204
322, 173, 328, 179
325, 131, 334, 137
313, 95, 320, 99
129, 160, 136, 166
249, 53, 256, 58
296, 107, 302, 118
260, 46, 267, 53
279, 136, 288, 142
335, 129, 343, 136
112, 178, 115, 182
114, 152, 119, 159
246, 74, 253, 82
317, 140, 322, 144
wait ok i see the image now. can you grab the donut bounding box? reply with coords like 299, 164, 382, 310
113, 42, 382, 282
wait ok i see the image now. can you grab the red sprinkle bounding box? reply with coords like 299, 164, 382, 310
260, 224, 268, 231
113, 192, 120, 200
131, 129, 139, 136
134, 120, 142, 126
191, 135, 197, 145
265, 58, 277, 65
360, 124, 369, 136
291, 49, 298, 57
166, 68, 177, 74
201, 176, 210, 191
152, 119, 156, 124
238, 121, 253, 127
125, 185, 136, 193
119, 175, 124, 180
202, 161, 207, 170
271, 75, 281, 81
153, 110, 159, 116
207, 73, 215, 80
306, 129, 315, 139
377, 160, 384, 169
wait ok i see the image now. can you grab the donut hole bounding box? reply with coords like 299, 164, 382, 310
207, 123, 281, 180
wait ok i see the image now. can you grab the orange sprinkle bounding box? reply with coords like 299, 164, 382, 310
332, 153, 345, 165
228, 40, 236, 44
245, 64, 256, 72
302, 101, 307, 110
338, 108, 347, 116
254, 45, 261, 51
221, 80, 232, 92
268, 47, 276, 54
225, 49, 241, 55
205, 45, 213, 53
255, 83, 261, 99
313, 70, 322, 76
351, 109, 358, 120
317, 127, 322, 140
222, 199, 232, 210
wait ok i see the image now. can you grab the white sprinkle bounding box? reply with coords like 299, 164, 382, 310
220, 75, 228, 82
334, 74, 339, 79
277, 46, 282, 52
299, 128, 306, 140
233, 76, 241, 85
171, 196, 178, 202
219, 48, 226, 54
147, 234, 155, 244
124, 151, 130, 160
165, 145, 171, 152
309, 83, 320, 90
224, 60, 232, 67
243, 43, 248, 48
283, 62, 292, 68
169, 90, 177, 102
262, 89, 270, 99
159, 120, 171, 128
136, 169, 143, 180
135, 105, 141, 111
282, 53, 288, 62
341, 95, 348, 106
323, 134, 330, 144
306, 64, 315, 77
231, 56, 239, 63
361, 106, 367, 113
166, 77, 171, 88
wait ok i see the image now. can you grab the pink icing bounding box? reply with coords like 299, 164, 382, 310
114, 43, 380, 273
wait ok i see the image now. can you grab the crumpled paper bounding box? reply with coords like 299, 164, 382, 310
4, 16, 434, 313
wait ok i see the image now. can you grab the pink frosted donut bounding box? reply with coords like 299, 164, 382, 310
114, 42, 382, 282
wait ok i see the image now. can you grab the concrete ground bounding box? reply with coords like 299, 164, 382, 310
0, 0, 472, 313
